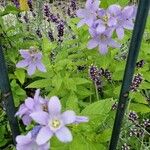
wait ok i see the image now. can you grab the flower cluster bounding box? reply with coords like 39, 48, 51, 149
12, 0, 19, 8
76, 0, 137, 54
16, 89, 89, 150
130, 73, 143, 92
16, 47, 46, 76
129, 126, 144, 137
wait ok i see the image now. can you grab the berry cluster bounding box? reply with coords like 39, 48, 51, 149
130, 73, 143, 92
142, 119, 150, 128
121, 143, 130, 150
103, 69, 112, 82
128, 111, 138, 123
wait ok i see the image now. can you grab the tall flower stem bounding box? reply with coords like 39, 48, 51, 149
0, 45, 20, 144
109, 0, 150, 149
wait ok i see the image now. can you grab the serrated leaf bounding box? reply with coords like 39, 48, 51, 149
14, 69, 25, 84
129, 103, 150, 114
27, 79, 51, 88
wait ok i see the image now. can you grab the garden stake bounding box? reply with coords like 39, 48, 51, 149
109, 0, 150, 150
0, 45, 20, 145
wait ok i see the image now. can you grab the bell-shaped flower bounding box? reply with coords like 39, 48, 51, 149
76, 0, 100, 27
16, 47, 46, 76
30, 96, 89, 145
16, 89, 48, 125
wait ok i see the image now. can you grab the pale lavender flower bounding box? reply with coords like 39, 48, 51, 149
16, 126, 50, 150
76, 0, 100, 27
16, 47, 46, 76
30, 96, 89, 145
88, 29, 120, 54
16, 89, 48, 125
107, 4, 135, 39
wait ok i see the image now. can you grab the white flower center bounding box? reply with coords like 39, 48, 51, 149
51, 119, 61, 128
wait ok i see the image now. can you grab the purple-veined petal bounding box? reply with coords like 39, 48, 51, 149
123, 20, 134, 30
36, 62, 46, 72
87, 39, 98, 49
108, 17, 117, 27
36, 126, 53, 145
85, 16, 95, 27
99, 44, 108, 54
16, 60, 29, 68
30, 111, 49, 125
19, 50, 30, 58
96, 24, 106, 33
27, 64, 36, 76
55, 127, 72, 143
116, 27, 124, 39
61, 110, 76, 125
25, 98, 34, 110
48, 96, 61, 114
122, 5, 134, 19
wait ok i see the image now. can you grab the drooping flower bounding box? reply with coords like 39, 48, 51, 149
16, 126, 50, 150
30, 96, 89, 145
16, 89, 48, 125
88, 29, 120, 54
16, 47, 46, 76
76, 0, 100, 27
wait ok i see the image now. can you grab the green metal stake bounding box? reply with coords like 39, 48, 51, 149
0, 45, 20, 145
109, 0, 150, 150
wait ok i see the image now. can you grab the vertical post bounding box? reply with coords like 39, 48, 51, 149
109, 0, 150, 150
0, 45, 20, 145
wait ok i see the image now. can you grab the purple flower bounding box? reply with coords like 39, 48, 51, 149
88, 29, 120, 54
74, 116, 89, 124
16, 47, 46, 76
16, 126, 50, 150
30, 96, 89, 145
107, 4, 135, 39
76, 0, 100, 27
16, 89, 48, 125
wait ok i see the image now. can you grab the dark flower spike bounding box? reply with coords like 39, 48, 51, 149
136, 60, 145, 68
121, 143, 131, 150
128, 111, 138, 122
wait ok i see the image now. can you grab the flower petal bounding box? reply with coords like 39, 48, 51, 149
19, 50, 30, 58
99, 44, 108, 54
30, 111, 49, 125
16, 133, 31, 145
74, 116, 89, 123
36, 126, 53, 145
27, 64, 36, 76
61, 110, 76, 125
77, 19, 86, 28
116, 27, 124, 39
34, 89, 40, 101
25, 98, 34, 110
36, 62, 46, 72
16, 60, 28, 68
22, 115, 32, 125
87, 39, 98, 49
48, 96, 61, 114
76, 9, 87, 18
55, 127, 72, 143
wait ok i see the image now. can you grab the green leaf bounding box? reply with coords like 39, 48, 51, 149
52, 74, 62, 91
73, 78, 91, 85
81, 99, 114, 128
139, 81, 150, 89
27, 79, 51, 88
129, 103, 150, 114
66, 93, 79, 112
14, 69, 25, 84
